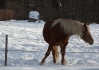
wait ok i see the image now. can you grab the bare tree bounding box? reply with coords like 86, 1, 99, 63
0, 0, 5, 9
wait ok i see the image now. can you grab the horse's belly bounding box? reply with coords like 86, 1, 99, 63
51, 36, 69, 46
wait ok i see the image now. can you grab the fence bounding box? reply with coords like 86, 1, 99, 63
0, 35, 99, 66
4, 0, 99, 23
0, 9, 16, 21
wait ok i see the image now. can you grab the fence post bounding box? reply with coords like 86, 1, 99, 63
4, 35, 8, 66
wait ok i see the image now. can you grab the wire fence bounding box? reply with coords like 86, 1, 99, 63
1, 35, 99, 66
0, 49, 99, 54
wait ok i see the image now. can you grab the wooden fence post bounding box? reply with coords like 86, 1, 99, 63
4, 35, 8, 66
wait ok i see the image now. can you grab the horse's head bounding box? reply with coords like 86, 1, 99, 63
81, 23, 94, 45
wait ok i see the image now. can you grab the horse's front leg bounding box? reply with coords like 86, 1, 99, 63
60, 43, 68, 65
40, 44, 53, 65
60, 45, 66, 65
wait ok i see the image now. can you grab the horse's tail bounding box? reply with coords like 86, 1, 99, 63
53, 46, 59, 61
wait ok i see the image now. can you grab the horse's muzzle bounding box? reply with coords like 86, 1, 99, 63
89, 40, 94, 45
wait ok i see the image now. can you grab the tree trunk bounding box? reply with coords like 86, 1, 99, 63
0, 0, 5, 9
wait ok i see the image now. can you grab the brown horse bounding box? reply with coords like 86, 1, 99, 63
40, 18, 94, 65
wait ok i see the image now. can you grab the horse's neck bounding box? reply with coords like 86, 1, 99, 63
53, 19, 84, 37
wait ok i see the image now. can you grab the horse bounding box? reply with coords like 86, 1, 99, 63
40, 18, 94, 65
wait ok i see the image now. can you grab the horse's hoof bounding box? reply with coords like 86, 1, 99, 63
39, 59, 45, 65
53, 62, 57, 64
39, 62, 44, 65
61, 59, 67, 65
53, 60, 57, 64
61, 62, 66, 65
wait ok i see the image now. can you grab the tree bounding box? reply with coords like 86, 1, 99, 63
0, 0, 5, 9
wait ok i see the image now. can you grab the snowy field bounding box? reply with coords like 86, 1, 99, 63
0, 20, 99, 69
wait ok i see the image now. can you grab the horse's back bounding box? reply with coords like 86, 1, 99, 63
43, 19, 69, 45
43, 20, 54, 43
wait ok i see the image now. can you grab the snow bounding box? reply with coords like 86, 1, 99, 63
0, 66, 99, 70
0, 20, 99, 69
29, 11, 39, 19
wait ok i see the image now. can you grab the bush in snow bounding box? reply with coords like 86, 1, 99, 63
28, 11, 40, 22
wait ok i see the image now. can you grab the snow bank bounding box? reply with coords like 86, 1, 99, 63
29, 11, 39, 19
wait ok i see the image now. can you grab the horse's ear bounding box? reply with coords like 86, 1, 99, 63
84, 23, 87, 27
84, 23, 89, 27
83, 23, 88, 31
87, 23, 89, 25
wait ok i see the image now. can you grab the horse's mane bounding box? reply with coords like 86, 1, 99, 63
51, 19, 88, 37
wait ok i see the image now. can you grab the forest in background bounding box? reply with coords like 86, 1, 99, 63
0, 0, 99, 23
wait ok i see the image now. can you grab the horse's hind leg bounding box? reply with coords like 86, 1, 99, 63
40, 44, 53, 65
52, 46, 59, 64
52, 46, 56, 64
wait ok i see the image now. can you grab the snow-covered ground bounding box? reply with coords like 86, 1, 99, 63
0, 66, 99, 70
0, 20, 99, 69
